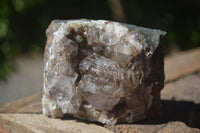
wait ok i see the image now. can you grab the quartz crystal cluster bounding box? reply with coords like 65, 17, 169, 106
42, 19, 166, 124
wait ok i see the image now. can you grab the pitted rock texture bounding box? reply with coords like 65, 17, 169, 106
42, 19, 166, 124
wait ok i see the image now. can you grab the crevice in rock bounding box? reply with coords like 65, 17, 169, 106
66, 28, 89, 85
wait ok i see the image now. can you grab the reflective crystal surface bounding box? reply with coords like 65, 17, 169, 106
42, 19, 166, 124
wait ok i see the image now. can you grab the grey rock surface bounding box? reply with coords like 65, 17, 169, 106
42, 19, 166, 124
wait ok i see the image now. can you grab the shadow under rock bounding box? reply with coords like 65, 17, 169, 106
61, 100, 200, 128
61, 114, 104, 126
135, 100, 200, 128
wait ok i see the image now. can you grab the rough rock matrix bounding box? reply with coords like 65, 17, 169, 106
42, 19, 166, 124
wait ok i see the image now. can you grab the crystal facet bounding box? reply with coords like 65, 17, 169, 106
42, 19, 166, 124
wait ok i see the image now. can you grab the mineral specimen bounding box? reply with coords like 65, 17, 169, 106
42, 19, 166, 124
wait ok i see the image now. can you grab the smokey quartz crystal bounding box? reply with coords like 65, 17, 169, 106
42, 19, 166, 124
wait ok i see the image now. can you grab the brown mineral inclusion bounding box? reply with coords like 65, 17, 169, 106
42, 19, 166, 124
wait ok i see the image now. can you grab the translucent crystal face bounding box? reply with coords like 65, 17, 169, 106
57, 21, 145, 112
78, 54, 124, 110
43, 19, 166, 124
